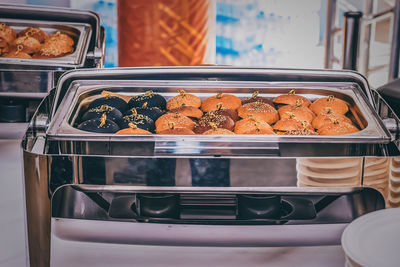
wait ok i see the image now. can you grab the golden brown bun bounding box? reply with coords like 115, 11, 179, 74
155, 113, 195, 133
237, 102, 279, 124
312, 113, 353, 130
47, 32, 74, 47
203, 128, 234, 135
201, 93, 241, 112
0, 23, 17, 44
310, 96, 349, 115
273, 90, 311, 107
35, 32, 74, 57
3, 46, 31, 58
234, 118, 274, 134
242, 91, 274, 106
116, 128, 152, 134
166, 90, 201, 110
36, 40, 72, 57
278, 105, 315, 123
158, 127, 195, 135
18, 27, 47, 43
318, 121, 359, 135
194, 114, 235, 134
12, 36, 41, 54
273, 118, 314, 133
168, 106, 203, 119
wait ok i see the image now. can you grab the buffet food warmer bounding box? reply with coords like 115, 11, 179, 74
22, 67, 399, 266
0, 4, 105, 124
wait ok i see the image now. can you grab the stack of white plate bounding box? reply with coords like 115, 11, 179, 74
389, 156, 400, 208
363, 157, 390, 202
342, 208, 400, 267
296, 158, 362, 187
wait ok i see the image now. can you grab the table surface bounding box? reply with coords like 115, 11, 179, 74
0, 124, 346, 267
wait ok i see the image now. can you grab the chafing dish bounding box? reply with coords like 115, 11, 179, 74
22, 67, 399, 266
0, 4, 105, 123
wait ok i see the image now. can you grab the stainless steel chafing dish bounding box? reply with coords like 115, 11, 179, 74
22, 67, 399, 266
0, 4, 105, 123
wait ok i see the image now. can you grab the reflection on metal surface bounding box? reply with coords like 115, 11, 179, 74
21, 67, 400, 267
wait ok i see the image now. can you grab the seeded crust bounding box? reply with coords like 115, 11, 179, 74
312, 113, 353, 130
166, 91, 201, 110
273, 118, 314, 132
273, 93, 311, 107
242, 96, 274, 106
168, 106, 203, 119
278, 105, 315, 123
18, 27, 47, 43
0, 24, 17, 44
285, 129, 318, 135
237, 102, 279, 124
201, 93, 242, 112
12, 36, 41, 54
234, 118, 274, 134
155, 113, 195, 133
194, 114, 235, 134
207, 108, 239, 122
318, 122, 359, 135
3, 47, 31, 58
310, 96, 349, 115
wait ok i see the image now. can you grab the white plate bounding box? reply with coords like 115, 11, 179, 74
341, 208, 400, 267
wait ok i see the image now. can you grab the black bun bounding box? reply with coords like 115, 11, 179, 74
82, 105, 123, 122
88, 96, 127, 112
124, 106, 164, 122
78, 118, 120, 133
118, 114, 155, 132
128, 91, 166, 110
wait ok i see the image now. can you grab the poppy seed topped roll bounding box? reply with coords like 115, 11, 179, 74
119, 114, 155, 132
128, 90, 167, 110
88, 96, 128, 112
273, 90, 311, 107
82, 104, 123, 122
238, 101, 279, 124
201, 93, 241, 112
166, 89, 202, 110
78, 114, 120, 133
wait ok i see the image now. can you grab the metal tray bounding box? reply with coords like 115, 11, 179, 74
0, 18, 92, 68
45, 67, 394, 157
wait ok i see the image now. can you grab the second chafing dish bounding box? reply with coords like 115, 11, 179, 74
45, 67, 397, 157
0, 18, 91, 67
